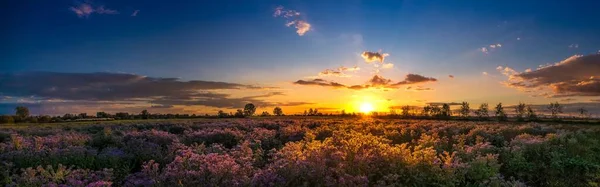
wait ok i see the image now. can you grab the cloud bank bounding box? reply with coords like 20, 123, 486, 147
500, 54, 600, 97
70, 3, 118, 18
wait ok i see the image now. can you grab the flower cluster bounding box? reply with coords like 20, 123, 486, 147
1, 118, 599, 186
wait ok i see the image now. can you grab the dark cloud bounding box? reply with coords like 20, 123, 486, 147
406, 86, 434, 91
393, 74, 438, 86
0, 72, 272, 101
449, 75, 454, 78
293, 79, 347, 88
426, 102, 462, 106
0, 72, 304, 114
367, 75, 393, 87
502, 54, 600, 97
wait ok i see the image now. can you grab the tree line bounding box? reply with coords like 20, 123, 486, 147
0, 102, 594, 124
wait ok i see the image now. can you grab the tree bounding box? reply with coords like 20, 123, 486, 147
459, 102, 470, 118
401, 105, 411, 117
260, 111, 270, 116
244, 103, 256, 116
474, 103, 489, 120
422, 106, 432, 117
38, 115, 52, 123
577, 107, 589, 118
115, 112, 130, 120
15, 106, 29, 119
96, 112, 109, 118
141, 110, 150, 119
514, 102, 527, 121
547, 102, 563, 119
78, 113, 88, 119
526, 106, 537, 121
217, 110, 229, 118
495, 103, 507, 121
430, 105, 441, 117
273, 107, 283, 116
0, 115, 15, 124
235, 109, 245, 118
441, 104, 451, 118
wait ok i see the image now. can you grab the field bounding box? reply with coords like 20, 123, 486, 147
1, 117, 600, 187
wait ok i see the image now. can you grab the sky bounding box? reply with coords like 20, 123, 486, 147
1, 0, 600, 116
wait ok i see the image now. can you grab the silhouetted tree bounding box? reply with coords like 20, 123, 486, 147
244, 103, 256, 116
341, 109, 347, 116
459, 102, 470, 118
495, 103, 507, 121
235, 109, 245, 118
141, 110, 150, 119
78, 113, 88, 119
431, 105, 441, 117
115, 112, 130, 120
422, 106, 432, 117
441, 104, 451, 118
547, 102, 563, 119
526, 105, 537, 121
401, 105, 411, 117
15, 106, 29, 119
217, 110, 228, 118
0, 115, 15, 124
260, 111, 270, 116
515, 102, 526, 121
96, 112, 109, 118
38, 115, 51, 123
474, 103, 489, 120
273, 107, 283, 116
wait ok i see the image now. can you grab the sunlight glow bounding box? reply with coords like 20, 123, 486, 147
359, 102, 375, 113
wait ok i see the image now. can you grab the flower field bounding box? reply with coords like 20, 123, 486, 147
1, 118, 599, 186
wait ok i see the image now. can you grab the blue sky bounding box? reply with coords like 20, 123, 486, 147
1, 0, 600, 115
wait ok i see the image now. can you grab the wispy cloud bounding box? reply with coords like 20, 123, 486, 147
131, 10, 139, 17
479, 43, 502, 54
569, 44, 579, 48
70, 3, 118, 18
382, 63, 394, 69
274, 6, 311, 36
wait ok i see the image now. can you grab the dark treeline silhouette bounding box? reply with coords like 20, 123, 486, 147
0, 101, 596, 124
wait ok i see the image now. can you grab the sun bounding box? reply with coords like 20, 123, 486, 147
359, 102, 375, 114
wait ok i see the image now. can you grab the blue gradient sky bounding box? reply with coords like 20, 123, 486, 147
1, 0, 600, 115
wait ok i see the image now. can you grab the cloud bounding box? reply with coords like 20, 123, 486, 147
293, 79, 346, 88
367, 75, 393, 87
500, 54, 600, 97
316, 66, 360, 77
294, 21, 311, 36
131, 10, 139, 17
393, 74, 438, 86
426, 102, 462, 106
70, 3, 118, 18
295, 73, 437, 90
569, 44, 579, 48
482, 72, 488, 75
382, 63, 394, 69
480, 47, 489, 54
406, 86, 434, 91
449, 75, 454, 78
338, 66, 360, 72
361, 51, 389, 63
0, 72, 296, 114
480, 43, 501, 54
318, 69, 346, 77
274, 6, 311, 36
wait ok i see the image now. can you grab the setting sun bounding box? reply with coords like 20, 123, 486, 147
359, 102, 375, 113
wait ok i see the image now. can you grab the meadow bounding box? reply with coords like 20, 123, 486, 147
1, 117, 599, 187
